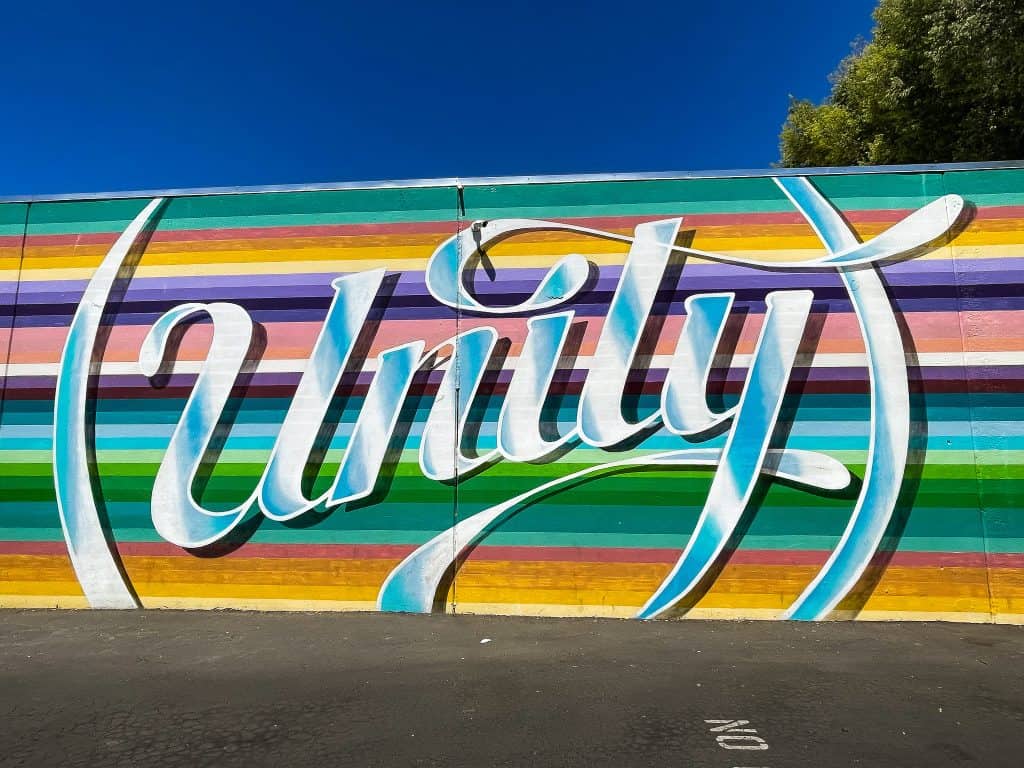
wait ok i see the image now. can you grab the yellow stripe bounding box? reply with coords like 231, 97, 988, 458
0, 594, 90, 608
1, 555, 1018, 620
845, 610, 998, 623
8, 225, 1024, 282
139, 596, 380, 611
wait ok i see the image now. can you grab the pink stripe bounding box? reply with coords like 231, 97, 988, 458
9, 309, 1024, 365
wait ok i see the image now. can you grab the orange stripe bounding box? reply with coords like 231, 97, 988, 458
0, 556, 1018, 617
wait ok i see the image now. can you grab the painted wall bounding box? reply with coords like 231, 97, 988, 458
0, 168, 1021, 621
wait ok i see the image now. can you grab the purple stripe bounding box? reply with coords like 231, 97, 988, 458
10, 295, 1024, 329
19, 274, 1021, 308
12, 255, 1024, 291
13, 255, 1024, 294
9, 260, 1024, 321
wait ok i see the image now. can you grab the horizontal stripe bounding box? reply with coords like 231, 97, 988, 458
7, 202, 1024, 248
9, 311, 1024, 367
7, 350, 1024, 379
5, 366, 1024, 403
3, 540, 1021, 568
3, 169, 1024, 622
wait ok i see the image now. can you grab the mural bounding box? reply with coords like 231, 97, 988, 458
1, 167, 1021, 621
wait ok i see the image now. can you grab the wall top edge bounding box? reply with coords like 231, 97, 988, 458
2, 159, 1023, 204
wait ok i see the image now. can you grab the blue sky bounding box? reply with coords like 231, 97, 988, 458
5, 1, 877, 195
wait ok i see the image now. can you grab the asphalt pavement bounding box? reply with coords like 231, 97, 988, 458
1, 610, 1021, 767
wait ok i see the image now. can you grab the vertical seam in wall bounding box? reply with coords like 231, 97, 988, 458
452, 181, 465, 615
0, 202, 30, 434
942, 171, 996, 623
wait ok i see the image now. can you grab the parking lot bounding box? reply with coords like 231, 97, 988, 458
1, 610, 1021, 767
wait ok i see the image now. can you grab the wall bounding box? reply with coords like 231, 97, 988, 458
0, 167, 1020, 621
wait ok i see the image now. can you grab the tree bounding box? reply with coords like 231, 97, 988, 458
779, 0, 1024, 167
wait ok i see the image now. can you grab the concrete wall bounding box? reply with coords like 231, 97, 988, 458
0, 167, 1020, 621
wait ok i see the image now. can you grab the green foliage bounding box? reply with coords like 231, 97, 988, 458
779, 0, 1024, 167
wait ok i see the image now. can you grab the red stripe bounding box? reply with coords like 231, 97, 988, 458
0, 540, 414, 559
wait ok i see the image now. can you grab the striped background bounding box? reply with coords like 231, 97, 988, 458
1, 169, 1021, 622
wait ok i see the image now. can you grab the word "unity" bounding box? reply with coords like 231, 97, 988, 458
54, 177, 964, 619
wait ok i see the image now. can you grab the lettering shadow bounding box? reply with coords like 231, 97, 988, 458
85, 209, 163, 596
283, 273, 402, 528
621, 232, 693, 430
834, 272, 925, 615
459, 336, 512, 474
659, 297, 860, 618
538, 319, 588, 451
170, 322, 268, 558
832, 200, 975, 617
